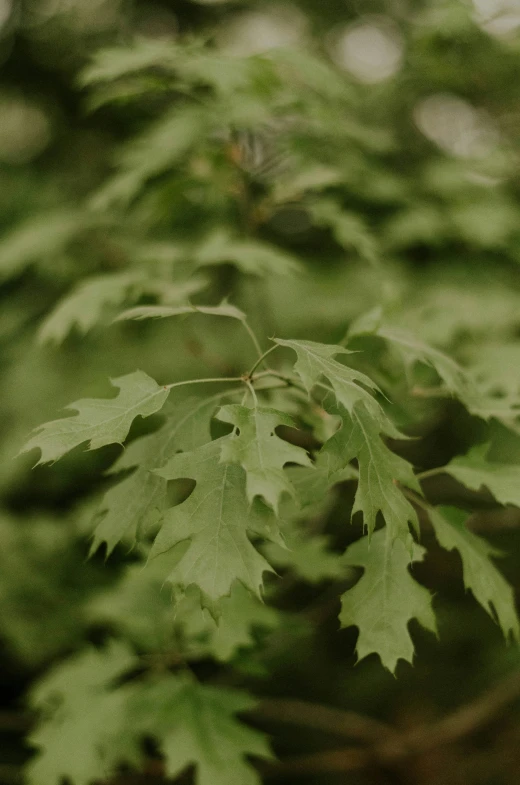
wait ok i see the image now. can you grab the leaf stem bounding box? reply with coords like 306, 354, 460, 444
248, 345, 279, 377
416, 467, 446, 481
400, 484, 431, 512
165, 376, 243, 391
241, 320, 264, 360
245, 379, 258, 406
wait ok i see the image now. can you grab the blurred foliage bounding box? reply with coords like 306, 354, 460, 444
1, 1, 520, 784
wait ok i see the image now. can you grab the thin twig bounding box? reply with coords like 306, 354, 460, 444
165, 376, 243, 391
248, 345, 279, 377
245, 379, 258, 406
255, 368, 308, 395
263, 747, 370, 777
254, 698, 397, 744
411, 385, 451, 398
254, 669, 520, 775
241, 320, 264, 360
416, 466, 447, 481
407, 669, 520, 753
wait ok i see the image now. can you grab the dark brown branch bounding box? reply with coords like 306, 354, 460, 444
406, 669, 520, 753
253, 669, 520, 776
254, 697, 398, 745
262, 747, 370, 777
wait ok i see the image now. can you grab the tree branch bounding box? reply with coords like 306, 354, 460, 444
254, 697, 398, 745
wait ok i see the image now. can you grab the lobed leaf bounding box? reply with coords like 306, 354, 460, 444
26, 643, 270, 785
444, 443, 520, 507
195, 230, 301, 277
90, 106, 205, 210
265, 534, 351, 584
39, 272, 146, 344
151, 438, 283, 609
115, 300, 246, 323
20, 371, 169, 465
0, 210, 83, 282
340, 530, 437, 673
348, 314, 478, 407
274, 338, 383, 418
26, 642, 139, 785
430, 507, 519, 640
91, 394, 218, 556
216, 404, 312, 513
130, 677, 272, 785
79, 40, 181, 86
322, 402, 420, 545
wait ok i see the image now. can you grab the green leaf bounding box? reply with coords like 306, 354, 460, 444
79, 40, 181, 86
310, 198, 380, 264
322, 403, 420, 544
86, 559, 178, 652
264, 534, 350, 584
470, 344, 520, 400
274, 338, 382, 418
444, 444, 520, 506
340, 530, 437, 673
88, 564, 279, 662
349, 312, 476, 403
194, 230, 301, 277
90, 105, 204, 210
115, 300, 246, 323
0, 514, 92, 665
216, 404, 312, 513
27, 644, 271, 785
202, 582, 280, 662
377, 325, 476, 402
26, 642, 139, 785
21, 371, 170, 465
131, 676, 272, 785
466, 347, 520, 432
180, 51, 274, 95
430, 507, 519, 640
268, 47, 353, 101
349, 319, 476, 403
151, 438, 282, 608
38, 272, 145, 344
0, 210, 82, 282
91, 394, 218, 556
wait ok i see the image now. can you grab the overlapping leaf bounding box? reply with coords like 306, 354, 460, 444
90, 105, 205, 210
130, 677, 272, 785
274, 338, 383, 418
38, 272, 145, 344
310, 198, 380, 264
340, 530, 437, 673
349, 312, 476, 403
151, 438, 283, 608
87, 562, 279, 661
443, 444, 520, 506
79, 39, 181, 86
26, 642, 139, 785
0, 210, 83, 282
178, 583, 281, 662
20, 371, 169, 465
216, 404, 312, 513
91, 395, 218, 555
195, 231, 301, 277
265, 534, 350, 584
430, 506, 519, 640
322, 403, 420, 545
27, 643, 270, 785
